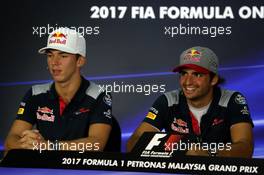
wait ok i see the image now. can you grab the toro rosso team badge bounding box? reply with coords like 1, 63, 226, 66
36, 106, 55, 122
49, 32, 67, 45
235, 94, 247, 105
171, 118, 189, 134
103, 94, 112, 106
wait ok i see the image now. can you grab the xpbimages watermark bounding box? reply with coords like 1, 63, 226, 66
140, 133, 232, 158
32, 140, 100, 153
98, 82, 166, 95
32, 24, 100, 37
163, 139, 231, 154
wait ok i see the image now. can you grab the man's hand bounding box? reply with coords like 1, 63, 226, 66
185, 148, 209, 156
19, 130, 44, 149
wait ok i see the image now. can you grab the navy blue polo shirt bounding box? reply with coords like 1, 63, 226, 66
16, 77, 112, 141
143, 87, 254, 143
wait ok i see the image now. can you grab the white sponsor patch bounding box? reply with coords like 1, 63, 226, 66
241, 106, 250, 115
150, 107, 158, 114
103, 94, 112, 106
103, 109, 112, 119
20, 102, 26, 107
235, 94, 247, 105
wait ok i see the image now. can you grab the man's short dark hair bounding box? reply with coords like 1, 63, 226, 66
210, 72, 225, 86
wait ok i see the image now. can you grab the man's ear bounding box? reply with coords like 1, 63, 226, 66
77, 56, 86, 68
211, 74, 219, 86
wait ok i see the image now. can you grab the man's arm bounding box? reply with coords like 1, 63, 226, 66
6, 122, 111, 152
127, 94, 169, 152
54, 123, 112, 151
10, 123, 112, 152
186, 122, 254, 158
4, 120, 33, 151
127, 122, 159, 152
218, 122, 253, 158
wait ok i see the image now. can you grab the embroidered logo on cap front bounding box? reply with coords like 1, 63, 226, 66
184, 49, 202, 62
36, 106, 55, 122
49, 32, 67, 45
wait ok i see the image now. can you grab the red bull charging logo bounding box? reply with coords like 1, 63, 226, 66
184, 49, 202, 62
49, 32, 67, 45
171, 118, 189, 134
36, 106, 55, 122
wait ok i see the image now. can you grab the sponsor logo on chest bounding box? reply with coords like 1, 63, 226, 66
36, 106, 55, 122
171, 118, 189, 134
212, 118, 224, 126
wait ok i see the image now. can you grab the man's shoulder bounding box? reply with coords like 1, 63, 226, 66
31, 82, 53, 96
85, 81, 106, 100
218, 88, 245, 107
160, 89, 181, 107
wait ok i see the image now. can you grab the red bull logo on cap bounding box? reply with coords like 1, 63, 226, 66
184, 49, 202, 62
36, 106, 55, 122
49, 32, 67, 45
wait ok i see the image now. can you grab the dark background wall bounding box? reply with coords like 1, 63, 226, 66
0, 0, 263, 156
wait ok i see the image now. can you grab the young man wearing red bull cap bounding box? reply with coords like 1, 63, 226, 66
5, 27, 119, 152
127, 46, 254, 158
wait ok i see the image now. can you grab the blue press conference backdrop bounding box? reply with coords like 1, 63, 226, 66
0, 0, 264, 159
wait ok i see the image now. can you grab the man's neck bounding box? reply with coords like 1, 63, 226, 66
55, 76, 82, 104
187, 89, 214, 108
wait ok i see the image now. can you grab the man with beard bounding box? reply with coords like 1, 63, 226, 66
127, 46, 254, 158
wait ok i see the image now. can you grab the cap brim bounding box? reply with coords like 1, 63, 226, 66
38, 46, 78, 55
172, 64, 210, 74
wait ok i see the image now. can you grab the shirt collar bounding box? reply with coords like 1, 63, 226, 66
179, 87, 222, 116
48, 76, 90, 102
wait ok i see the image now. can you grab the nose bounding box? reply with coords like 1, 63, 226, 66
184, 74, 194, 85
49, 55, 61, 66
